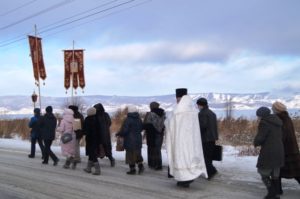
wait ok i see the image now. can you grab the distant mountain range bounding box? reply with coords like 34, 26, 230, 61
0, 92, 299, 117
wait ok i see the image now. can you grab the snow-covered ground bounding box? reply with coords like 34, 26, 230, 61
0, 137, 249, 170
0, 138, 299, 199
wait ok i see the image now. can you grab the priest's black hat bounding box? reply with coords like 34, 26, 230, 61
176, 88, 188, 98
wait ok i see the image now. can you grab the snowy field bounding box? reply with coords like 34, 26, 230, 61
0, 138, 299, 199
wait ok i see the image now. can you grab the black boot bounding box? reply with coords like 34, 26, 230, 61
295, 177, 300, 184
168, 167, 174, 178
272, 179, 281, 199
278, 178, 283, 195
127, 165, 136, 175
109, 157, 115, 167
262, 176, 278, 199
138, 163, 145, 175
28, 154, 35, 158
177, 180, 193, 188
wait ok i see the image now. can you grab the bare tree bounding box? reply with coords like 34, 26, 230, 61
225, 96, 234, 120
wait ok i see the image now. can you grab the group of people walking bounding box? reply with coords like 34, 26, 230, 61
27, 88, 300, 198
28, 103, 116, 175
254, 102, 300, 199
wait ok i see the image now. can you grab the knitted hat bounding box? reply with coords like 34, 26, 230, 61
256, 107, 271, 118
176, 88, 188, 98
150, 102, 160, 110
45, 106, 53, 113
272, 101, 287, 113
197, 98, 208, 106
128, 105, 138, 113
34, 108, 41, 114
87, 107, 96, 116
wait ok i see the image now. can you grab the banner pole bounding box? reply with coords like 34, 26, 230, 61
71, 40, 75, 105
35, 24, 42, 111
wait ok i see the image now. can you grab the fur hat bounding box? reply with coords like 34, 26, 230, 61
128, 105, 138, 113
176, 88, 188, 98
256, 107, 271, 118
150, 101, 160, 110
45, 106, 53, 113
197, 98, 208, 106
272, 101, 287, 113
87, 107, 96, 116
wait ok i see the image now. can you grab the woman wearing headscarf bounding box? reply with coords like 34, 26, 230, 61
254, 107, 284, 199
94, 103, 115, 167
272, 101, 300, 195
144, 101, 165, 170
83, 107, 101, 175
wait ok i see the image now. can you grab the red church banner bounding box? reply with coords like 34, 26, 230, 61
28, 35, 46, 82
64, 50, 85, 90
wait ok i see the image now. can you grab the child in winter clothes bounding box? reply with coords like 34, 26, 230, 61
83, 107, 101, 175
57, 108, 77, 169
254, 107, 284, 199
116, 105, 144, 175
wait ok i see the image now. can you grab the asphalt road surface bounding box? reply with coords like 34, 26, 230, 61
0, 148, 299, 199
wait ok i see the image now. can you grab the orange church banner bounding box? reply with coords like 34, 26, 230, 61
64, 50, 85, 90
28, 35, 46, 82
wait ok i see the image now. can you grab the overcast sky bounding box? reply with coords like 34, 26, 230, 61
0, 0, 299, 97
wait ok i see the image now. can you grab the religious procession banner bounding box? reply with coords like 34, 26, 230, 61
63, 50, 85, 91
28, 35, 46, 82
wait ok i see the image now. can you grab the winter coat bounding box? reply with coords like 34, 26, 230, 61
143, 108, 165, 147
57, 109, 76, 157
198, 107, 219, 142
28, 115, 41, 139
117, 112, 143, 150
94, 104, 112, 146
277, 111, 300, 178
39, 113, 57, 141
84, 111, 101, 156
254, 114, 284, 170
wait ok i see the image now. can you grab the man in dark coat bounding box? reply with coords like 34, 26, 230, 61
254, 107, 284, 199
28, 108, 45, 159
197, 98, 219, 179
94, 103, 115, 167
39, 106, 59, 166
144, 101, 165, 170
272, 102, 300, 194
69, 105, 84, 164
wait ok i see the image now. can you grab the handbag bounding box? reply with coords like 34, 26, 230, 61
116, 136, 124, 152
212, 145, 223, 161
61, 133, 73, 144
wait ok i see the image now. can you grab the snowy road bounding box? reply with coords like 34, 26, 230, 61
0, 143, 299, 199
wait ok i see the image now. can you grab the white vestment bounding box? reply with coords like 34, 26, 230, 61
165, 95, 207, 181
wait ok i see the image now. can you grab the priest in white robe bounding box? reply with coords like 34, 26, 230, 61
165, 88, 207, 188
